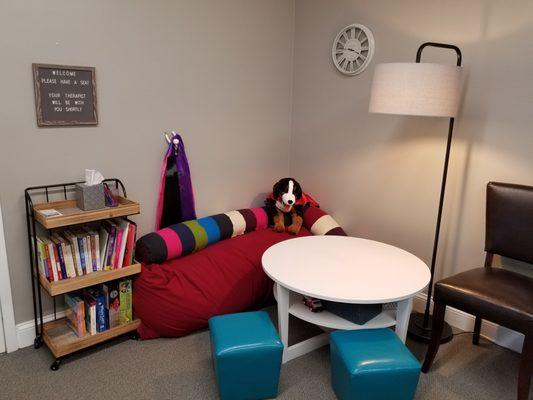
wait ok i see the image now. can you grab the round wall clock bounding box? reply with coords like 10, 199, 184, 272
332, 24, 375, 75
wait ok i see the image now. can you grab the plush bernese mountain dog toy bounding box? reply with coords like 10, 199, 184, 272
265, 178, 318, 235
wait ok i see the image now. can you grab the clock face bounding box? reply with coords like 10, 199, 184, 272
332, 24, 375, 75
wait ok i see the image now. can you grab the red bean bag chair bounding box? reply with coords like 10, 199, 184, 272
133, 206, 345, 339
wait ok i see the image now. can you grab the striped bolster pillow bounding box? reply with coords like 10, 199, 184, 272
303, 207, 347, 236
135, 207, 269, 264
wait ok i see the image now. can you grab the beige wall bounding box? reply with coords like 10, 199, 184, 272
0, 0, 295, 323
290, 0, 533, 279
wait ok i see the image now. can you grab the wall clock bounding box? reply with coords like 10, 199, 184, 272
332, 24, 375, 75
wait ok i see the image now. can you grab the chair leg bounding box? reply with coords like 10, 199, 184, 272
473, 316, 482, 345
421, 301, 446, 373
518, 334, 532, 400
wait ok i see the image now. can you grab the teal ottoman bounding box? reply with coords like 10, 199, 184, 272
209, 311, 283, 400
330, 329, 420, 400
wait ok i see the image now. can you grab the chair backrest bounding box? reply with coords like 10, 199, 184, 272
485, 181, 533, 265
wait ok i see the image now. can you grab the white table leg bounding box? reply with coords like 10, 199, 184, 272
395, 297, 413, 343
275, 283, 290, 360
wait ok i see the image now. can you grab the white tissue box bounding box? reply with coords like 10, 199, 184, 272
75, 183, 105, 211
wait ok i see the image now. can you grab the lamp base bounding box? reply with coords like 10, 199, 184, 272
407, 312, 453, 344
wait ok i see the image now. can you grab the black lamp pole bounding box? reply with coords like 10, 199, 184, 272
407, 42, 462, 343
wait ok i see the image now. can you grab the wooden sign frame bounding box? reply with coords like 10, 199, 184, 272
32, 63, 98, 127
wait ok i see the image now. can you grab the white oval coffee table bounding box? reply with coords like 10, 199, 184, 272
262, 236, 430, 363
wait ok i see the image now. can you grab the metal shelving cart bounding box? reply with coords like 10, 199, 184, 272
25, 179, 141, 370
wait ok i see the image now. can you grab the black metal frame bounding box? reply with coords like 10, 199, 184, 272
408, 42, 462, 343
24, 178, 128, 367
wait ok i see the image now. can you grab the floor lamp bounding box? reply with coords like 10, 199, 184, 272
368, 42, 464, 342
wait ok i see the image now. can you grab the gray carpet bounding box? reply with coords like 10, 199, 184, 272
0, 308, 525, 400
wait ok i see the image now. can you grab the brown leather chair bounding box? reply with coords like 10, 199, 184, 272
422, 182, 533, 400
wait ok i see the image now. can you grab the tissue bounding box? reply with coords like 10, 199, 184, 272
85, 169, 105, 186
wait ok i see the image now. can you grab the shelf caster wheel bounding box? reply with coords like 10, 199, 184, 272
34, 336, 43, 349
50, 359, 61, 371
129, 331, 139, 340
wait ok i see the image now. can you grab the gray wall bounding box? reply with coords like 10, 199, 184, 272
0, 0, 295, 323
290, 0, 533, 279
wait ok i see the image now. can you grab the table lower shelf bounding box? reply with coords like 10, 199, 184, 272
274, 283, 397, 331
43, 318, 140, 358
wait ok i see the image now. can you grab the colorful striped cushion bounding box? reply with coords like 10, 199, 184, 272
136, 205, 345, 264
136, 207, 270, 264
302, 207, 347, 236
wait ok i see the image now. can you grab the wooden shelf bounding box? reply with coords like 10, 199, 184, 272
33, 196, 140, 229
39, 263, 141, 296
274, 284, 397, 331
43, 318, 140, 358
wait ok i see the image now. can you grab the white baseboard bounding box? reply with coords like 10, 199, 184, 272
15, 295, 524, 353
17, 310, 65, 349
413, 293, 524, 353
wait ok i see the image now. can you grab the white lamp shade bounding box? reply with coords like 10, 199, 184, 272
369, 63, 463, 117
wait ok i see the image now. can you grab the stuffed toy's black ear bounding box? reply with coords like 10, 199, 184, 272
273, 179, 284, 199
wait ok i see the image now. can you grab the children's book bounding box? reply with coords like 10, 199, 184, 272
103, 221, 117, 270
99, 225, 109, 270
102, 282, 120, 328
122, 223, 136, 267
85, 288, 107, 333
65, 293, 86, 337
64, 230, 83, 276
119, 279, 132, 324
84, 294, 96, 335
115, 219, 130, 269
42, 237, 59, 282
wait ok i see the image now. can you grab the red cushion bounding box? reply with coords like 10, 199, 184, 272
134, 227, 311, 339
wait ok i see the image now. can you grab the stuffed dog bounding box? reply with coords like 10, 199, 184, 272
265, 178, 318, 235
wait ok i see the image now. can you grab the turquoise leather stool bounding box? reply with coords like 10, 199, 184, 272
209, 311, 283, 400
330, 329, 420, 400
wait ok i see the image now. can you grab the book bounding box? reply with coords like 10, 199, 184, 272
116, 219, 130, 269
84, 294, 96, 335
83, 231, 94, 273
103, 221, 117, 270
62, 240, 77, 278
50, 235, 67, 280
85, 288, 107, 333
36, 237, 48, 279
42, 237, 59, 282
41, 238, 54, 281
99, 225, 110, 270
112, 222, 124, 269
119, 279, 132, 324
122, 223, 136, 267
65, 293, 86, 337
64, 230, 83, 277
102, 282, 120, 328
52, 233, 76, 279
75, 231, 89, 275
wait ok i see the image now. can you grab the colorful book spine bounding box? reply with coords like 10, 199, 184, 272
113, 227, 124, 269
84, 233, 93, 273
122, 223, 136, 267
42, 240, 54, 281
119, 279, 132, 324
44, 239, 59, 282
85, 288, 107, 333
99, 226, 109, 270
104, 222, 117, 270
84, 294, 97, 335
36, 237, 48, 279
63, 241, 77, 278
77, 234, 87, 275
57, 240, 67, 280
102, 282, 120, 328
65, 293, 86, 337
